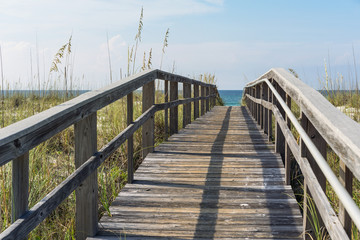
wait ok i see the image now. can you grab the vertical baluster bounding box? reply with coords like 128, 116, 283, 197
127, 92, 134, 183
194, 84, 199, 119
12, 152, 29, 227
268, 84, 273, 142
183, 82, 191, 128
201, 86, 205, 116
339, 161, 353, 237
142, 80, 155, 158
206, 86, 210, 112
75, 112, 98, 240
285, 94, 292, 185
300, 111, 326, 238
170, 81, 178, 134
164, 80, 169, 140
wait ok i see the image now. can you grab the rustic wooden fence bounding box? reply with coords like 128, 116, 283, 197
0, 69, 218, 239
243, 68, 360, 239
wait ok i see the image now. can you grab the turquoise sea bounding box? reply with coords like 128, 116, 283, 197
218, 90, 243, 106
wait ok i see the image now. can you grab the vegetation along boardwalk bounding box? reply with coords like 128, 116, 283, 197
90, 106, 303, 239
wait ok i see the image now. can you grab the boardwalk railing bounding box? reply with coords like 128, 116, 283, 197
0, 69, 218, 239
243, 68, 360, 239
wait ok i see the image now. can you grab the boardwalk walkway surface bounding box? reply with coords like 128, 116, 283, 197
90, 106, 303, 239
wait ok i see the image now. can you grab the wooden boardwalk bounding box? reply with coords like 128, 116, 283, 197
90, 106, 303, 239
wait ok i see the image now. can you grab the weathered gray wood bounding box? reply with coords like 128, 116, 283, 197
275, 83, 286, 163
263, 84, 269, 136
285, 94, 291, 185
300, 111, 326, 238
205, 86, 210, 112
339, 160, 353, 237
183, 82, 191, 128
127, 93, 134, 183
260, 83, 264, 129
194, 84, 199, 119
272, 106, 349, 240
164, 80, 169, 140
170, 81, 178, 135
74, 112, 98, 239
0, 69, 215, 167
12, 152, 29, 225
94, 106, 303, 239
142, 81, 155, 158
0, 105, 157, 240
268, 89, 273, 142
248, 68, 360, 180
201, 86, 205, 116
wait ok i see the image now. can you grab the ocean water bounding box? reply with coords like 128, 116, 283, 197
218, 90, 243, 106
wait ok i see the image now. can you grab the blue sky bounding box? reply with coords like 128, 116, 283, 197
1, 0, 360, 90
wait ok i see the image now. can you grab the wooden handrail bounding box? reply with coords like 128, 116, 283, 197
243, 68, 360, 239
0, 70, 217, 240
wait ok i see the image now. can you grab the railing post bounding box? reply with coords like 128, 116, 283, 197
194, 84, 199, 119
260, 84, 264, 129
127, 92, 134, 183
274, 82, 285, 161
263, 84, 268, 135
164, 80, 169, 140
201, 86, 205, 116
300, 111, 326, 239
142, 80, 155, 158
170, 81, 178, 134
74, 112, 98, 240
206, 86, 210, 112
183, 82, 191, 128
339, 161, 353, 237
285, 94, 292, 185
12, 153, 29, 226
210, 87, 216, 108
268, 85, 273, 142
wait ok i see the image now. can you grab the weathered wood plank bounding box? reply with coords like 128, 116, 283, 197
95, 106, 303, 239
183, 82, 191, 127
248, 68, 360, 180
127, 93, 134, 183
170, 81, 178, 135
75, 112, 98, 239
193, 84, 199, 119
11, 152, 29, 226
142, 81, 155, 158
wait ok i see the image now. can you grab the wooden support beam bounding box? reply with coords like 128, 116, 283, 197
127, 93, 134, 183
285, 94, 292, 185
74, 112, 98, 240
300, 111, 327, 239
205, 86, 210, 112
339, 160, 353, 238
12, 152, 29, 226
193, 84, 199, 119
268, 86, 273, 142
263, 84, 269, 135
142, 81, 155, 158
170, 81, 178, 134
183, 82, 191, 128
201, 86, 205, 116
164, 80, 169, 140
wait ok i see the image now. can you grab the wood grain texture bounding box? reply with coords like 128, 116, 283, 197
75, 112, 98, 239
142, 81, 155, 158
127, 93, 134, 183
12, 152, 29, 225
170, 81, 178, 135
94, 106, 303, 239
194, 84, 199, 119
183, 82, 191, 127
0, 69, 215, 167
272, 106, 349, 240
247, 68, 360, 180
